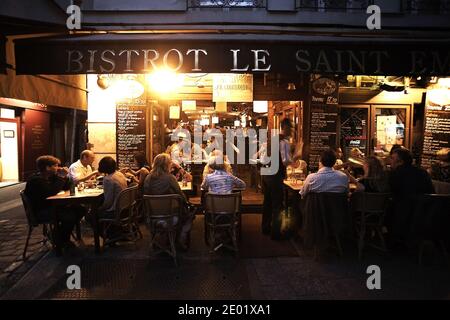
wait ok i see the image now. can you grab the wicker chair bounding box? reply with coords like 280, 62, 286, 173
204, 192, 241, 255
143, 194, 184, 266
98, 184, 140, 247
20, 190, 55, 259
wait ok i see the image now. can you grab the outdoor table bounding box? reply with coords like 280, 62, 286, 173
46, 188, 104, 254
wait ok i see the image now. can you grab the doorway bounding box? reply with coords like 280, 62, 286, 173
338, 104, 411, 160
0, 118, 19, 187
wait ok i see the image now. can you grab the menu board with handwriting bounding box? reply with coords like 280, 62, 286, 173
116, 104, 147, 169
421, 104, 450, 169
307, 75, 339, 170
308, 105, 338, 169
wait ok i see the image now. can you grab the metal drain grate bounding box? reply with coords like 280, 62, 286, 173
42, 258, 251, 299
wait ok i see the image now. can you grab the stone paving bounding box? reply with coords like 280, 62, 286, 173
0, 205, 50, 298
2, 214, 449, 300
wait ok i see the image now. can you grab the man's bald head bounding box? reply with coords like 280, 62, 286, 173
80, 150, 95, 166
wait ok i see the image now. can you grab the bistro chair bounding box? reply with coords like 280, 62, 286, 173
350, 192, 392, 260
98, 184, 140, 247
204, 192, 242, 256
20, 190, 55, 260
411, 194, 450, 265
143, 194, 184, 266
302, 192, 349, 259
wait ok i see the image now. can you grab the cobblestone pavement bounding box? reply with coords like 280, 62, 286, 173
0, 205, 50, 297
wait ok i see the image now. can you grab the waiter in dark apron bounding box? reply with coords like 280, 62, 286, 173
261, 118, 297, 240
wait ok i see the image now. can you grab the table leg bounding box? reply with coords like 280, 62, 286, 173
91, 202, 102, 254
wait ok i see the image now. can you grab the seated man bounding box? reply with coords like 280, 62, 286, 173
299, 149, 349, 198
25, 155, 85, 250
387, 147, 435, 244
201, 155, 246, 194
69, 150, 98, 186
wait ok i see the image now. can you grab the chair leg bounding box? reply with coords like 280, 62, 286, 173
22, 226, 33, 260
168, 231, 177, 266
358, 221, 366, 261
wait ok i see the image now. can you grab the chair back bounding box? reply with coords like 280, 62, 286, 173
302, 192, 349, 249
20, 190, 39, 227
143, 194, 184, 220
350, 192, 392, 214
411, 194, 450, 242
205, 192, 241, 216
114, 185, 139, 221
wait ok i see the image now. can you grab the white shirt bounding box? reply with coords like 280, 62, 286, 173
299, 167, 349, 198
69, 160, 93, 184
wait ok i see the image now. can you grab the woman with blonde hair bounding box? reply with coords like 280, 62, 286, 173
143, 153, 193, 249
345, 156, 390, 193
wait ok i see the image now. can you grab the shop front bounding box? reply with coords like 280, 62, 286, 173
12, 34, 450, 183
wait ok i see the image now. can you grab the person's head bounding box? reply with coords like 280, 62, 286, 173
437, 148, 450, 163
150, 153, 171, 177
363, 156, 386, 178
36, 155, 61, 175
333, 147, 343, 159
391, 148, 413, 169
319, 149, 337, 168
280, 118, 293, 137
80, 150, 95, 167
389, 144, 404, 156
350, 147, 363, 158
133, 151, 149, 169
208, 156, 226, 171
98, 156, 117, 175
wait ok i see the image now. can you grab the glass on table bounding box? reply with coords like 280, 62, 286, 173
77, 182, 85, 193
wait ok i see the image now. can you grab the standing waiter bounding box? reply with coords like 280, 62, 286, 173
261, 118, 299, 240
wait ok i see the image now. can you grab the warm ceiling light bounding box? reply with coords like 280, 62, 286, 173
146, 70, 184, 95
97, 75, 109, 89
287, 83, 296, 91
253, 101, 268, 113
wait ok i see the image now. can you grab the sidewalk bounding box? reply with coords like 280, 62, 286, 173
2, 214, 450, 300
0, 183, 50, 297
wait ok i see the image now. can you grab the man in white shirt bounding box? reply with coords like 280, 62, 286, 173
299, 149, 349, 198
69, 150, 98, 185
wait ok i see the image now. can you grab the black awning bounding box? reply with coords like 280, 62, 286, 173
14, 33, 450, 76
0, 35, 6, 74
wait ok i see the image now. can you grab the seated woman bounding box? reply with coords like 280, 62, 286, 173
201, 155, 246, 194
96, 157, 128, 243
345, 156, 390, 193
143, 153, 194, 249
120, 151, 151, 192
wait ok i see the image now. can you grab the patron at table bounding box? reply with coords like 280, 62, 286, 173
25, 155, 85, 249
69, 150, 98, 186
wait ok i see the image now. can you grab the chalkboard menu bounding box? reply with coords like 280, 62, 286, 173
308, 75, 339, 169
116, 104, 147, 169
421, 104, 450, 169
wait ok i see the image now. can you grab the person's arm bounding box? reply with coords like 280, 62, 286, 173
299, 174, 312, 198
343, 169, 358, 185
168, 174, 188, 203
138, 168, 149, 188
201, 176, 209, 191
231, 175, 246, 190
